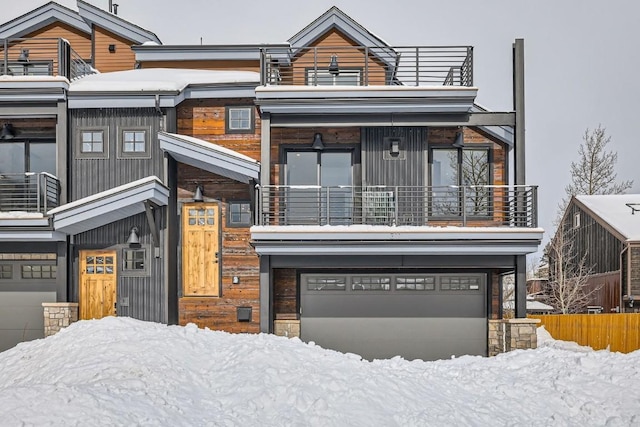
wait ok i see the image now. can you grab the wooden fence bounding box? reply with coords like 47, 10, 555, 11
530, 314, 640, 353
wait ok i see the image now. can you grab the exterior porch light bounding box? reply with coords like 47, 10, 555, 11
390, 138, 401, 156
328, 54, 339, 76
17, 49, 29, 63
311, 133, 325, 151
126, 226, 141, 248
452, 131, 464, 148
193, 185, 204, 202
0, 124, 15, 140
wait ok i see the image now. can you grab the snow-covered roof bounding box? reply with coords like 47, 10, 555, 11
575, 194, 640, 242
69, 68, 260, 93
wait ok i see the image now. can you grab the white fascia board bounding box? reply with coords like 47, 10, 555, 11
251, 243, 541, 256
183, 85, 257, 100
0, 218, 49, 227
77, 0, 161, 44
256, 85, 477, 99
251, 226, 544, 242
68, 93, 177, 109
0, 230, 66, 242
134, 48, 262, 62
258, 102, 473, 115
0, 5, 90, 39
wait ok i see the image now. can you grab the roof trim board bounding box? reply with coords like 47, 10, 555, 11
49, 176, 169, 235
0, 229, 66, 242
77, 0, 161, 45
0, 2, 90, 39
158, 132, 260, 184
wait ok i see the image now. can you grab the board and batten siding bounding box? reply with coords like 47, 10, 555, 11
71, 108, 165, 200
72, 211, 168, 323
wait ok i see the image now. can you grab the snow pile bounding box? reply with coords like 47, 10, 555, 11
1, 318, 639, 426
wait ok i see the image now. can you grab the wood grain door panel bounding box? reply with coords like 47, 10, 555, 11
79, 250, 117, 320
182, 204, 220, 296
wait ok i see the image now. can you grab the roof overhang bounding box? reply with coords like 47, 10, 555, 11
0, 77, 69, 102
0, 2, 90, 39
77, 0, 161, 45
255, 85, 478, 115
0, 229, 66, 242
251, 225, 544, 256
159, 132, 260, 183
49, 176, 169, 235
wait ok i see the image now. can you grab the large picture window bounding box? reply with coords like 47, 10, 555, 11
430, 147, 491, 217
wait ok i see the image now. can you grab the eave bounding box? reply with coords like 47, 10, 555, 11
0, 2, 90, 39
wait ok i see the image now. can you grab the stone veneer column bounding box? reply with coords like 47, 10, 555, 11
488, 318, 541, 356
42, 302, 79, 337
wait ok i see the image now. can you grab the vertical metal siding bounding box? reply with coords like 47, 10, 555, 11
72, 209, 167, 323
361, 127, 427, 186
70, 108, 165, 199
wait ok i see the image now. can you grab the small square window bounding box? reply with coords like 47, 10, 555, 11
227, 201, 252, 227
81, 131, 104, 153
225, 107, 254, 134
119, 128, 149, 158
78, 127, 108, 158
123, 249, 146, 271
0, 265, 12, 279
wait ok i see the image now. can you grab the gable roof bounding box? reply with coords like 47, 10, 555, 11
289, 6, 389, 50
76, 0, 161, 45
574, 194, 640, 242
0, 1, 161, 45
0, 1, 90, 39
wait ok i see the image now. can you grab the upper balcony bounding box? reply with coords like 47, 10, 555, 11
260, 45, 473, 87
0, 172, 59, 217
1, 37, 94, 80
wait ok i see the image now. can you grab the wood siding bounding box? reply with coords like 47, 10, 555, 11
140, 60, 260, 71
630, 245, 640, 297
176, 98, 261, 333
274, 268, 297, 315
12, 22, 91, 62
70, 108, 165, 199
93, 26, 136, 72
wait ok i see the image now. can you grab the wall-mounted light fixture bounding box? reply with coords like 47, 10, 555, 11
328, 54, 339, 76
108, 44, 116, 53
452, 130, 465, 148
126, 226, 140, 248
311, 132, 325, 151
17, 49, 29, 63
389, 138, 401, 156
0, 124, 15, 140
193, 185, 204, 202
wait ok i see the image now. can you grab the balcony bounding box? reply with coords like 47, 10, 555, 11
260, 45, 473, 87
1, 38, 94, 80
0, 173, 59, 216
256, 185, 538, 228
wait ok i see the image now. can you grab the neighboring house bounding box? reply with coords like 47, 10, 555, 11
0, 3, 543, 360
550, 195, 640, 314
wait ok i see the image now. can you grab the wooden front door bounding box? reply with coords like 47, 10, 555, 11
182, 204, 220, 296
79, 250, 117, 320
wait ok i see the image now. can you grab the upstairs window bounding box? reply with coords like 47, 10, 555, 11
78, 127, 108, 159
307, 69, 361, 86
119, 128, 149, 158
227, 201, 252, 227
226, 107, 254, 133
81, 131, 104, 153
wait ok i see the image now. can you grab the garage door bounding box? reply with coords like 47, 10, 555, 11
300, 273, 487, 361
0, 291, 56, 352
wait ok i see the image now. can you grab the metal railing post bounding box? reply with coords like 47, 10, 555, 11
364, 46, 369, 86
415, 47, 420, 86
532, 186, 538, 227
2, 39, 7, 75
36, 173, 41, 212
461, 186, 467, 226
326, 187, 331, 225
394, 186, 399, 226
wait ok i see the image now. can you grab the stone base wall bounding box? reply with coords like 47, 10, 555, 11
488, 318, 540, 356
42, 303, 79, 337
274, 319, 300, 338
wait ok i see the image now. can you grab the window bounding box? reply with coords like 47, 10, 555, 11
226, 107, 254, 133
77, 127, 108, 159
0, 139, 57, 175
351, 276, 391, 291
82, 131, 104, 153
307, 69, 361, 86
430, 146, 491, 217
573, 212, 581, 229
0, 265, 12, 279
306, 276, 346, 291
396, 276, 435, 291
123, 249, 145, 271
119, 128, 150, 158
21, 265, 56, 279
227, 201, 252, 227
440, 276, 482, 291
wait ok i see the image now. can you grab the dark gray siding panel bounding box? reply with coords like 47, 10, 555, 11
72, 209, 167, 323
361, 127, 427, 186
70, 108, 165, 199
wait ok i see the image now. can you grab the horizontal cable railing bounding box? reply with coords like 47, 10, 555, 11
0, 172, 60, 214
260, 45, 473, 87
1, 38, 94, 80
256, 185, 537, 228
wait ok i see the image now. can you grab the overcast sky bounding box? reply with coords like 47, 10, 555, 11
4, 0, 640, 249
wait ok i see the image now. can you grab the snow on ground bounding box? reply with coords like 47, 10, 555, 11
1, 318, 639, 427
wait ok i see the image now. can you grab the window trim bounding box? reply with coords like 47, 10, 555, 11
121, 247, 150, 277
226, 200, 253, 228
77, 126, 109, 159
225, 106, 255, 134
305, 67, 362, 86
118, 127, 151, 159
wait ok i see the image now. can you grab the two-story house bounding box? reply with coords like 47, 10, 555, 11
0, 2, 542, 360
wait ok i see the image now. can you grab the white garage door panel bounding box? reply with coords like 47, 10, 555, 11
0, 291, 56, 352
301, 317, 487, 361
